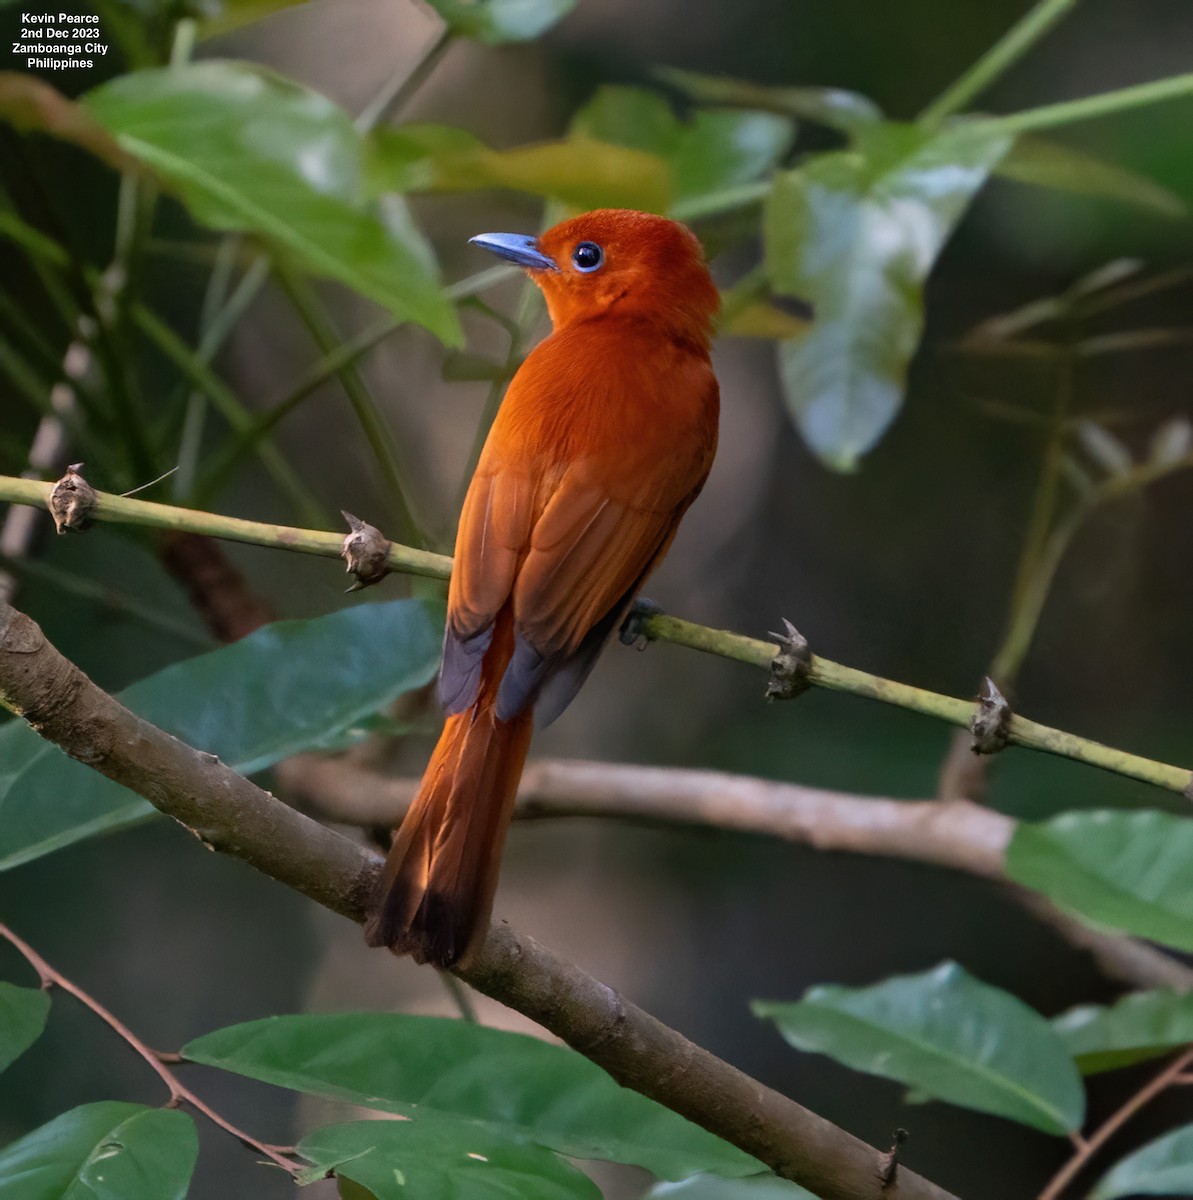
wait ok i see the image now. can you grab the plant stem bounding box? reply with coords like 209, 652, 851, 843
273, 265, 424, 547
989, 337, 1075, 686
354, 27, 454, 132
918, 0, 1081, 126
132, 303, 329, 529
1036, 1045, 1193, 1200
0, 921, 302, 1175
3, 473, 1189, 796
990, 71, 1193, 135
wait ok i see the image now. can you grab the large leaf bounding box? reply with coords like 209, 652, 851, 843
298, 1118, 600, 1200
369, 124, 669, 213
1090, 1124, 1193, 1200
79, 63, 460, 342
184, 1013, 760, 1180
995, 136, 1186, 217
764, 120, 1012, 469
0, 983, 50, 1073
1054, 989, 1193, 1074
753, 961, 1084, 1134
0, 1103, 197, 1200
0, 599, 441, 870
648, 1174, 816, 1199
1006, 809, 1193, 953
423, 0, 576, 43
573, 86, 793, 210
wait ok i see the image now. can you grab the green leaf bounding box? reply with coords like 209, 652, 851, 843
368, 124, 670, 214
1054, 989, 1193, 1074
184, 1013, 760, 1180
423, 0, 576, 43
995, 136, 1186, 217
0, 983, 50, 1073
299, 1118, 600, 1200
0, 1102, 197, 1200
1090, 1123, 1193, 1200
0, 598, 442, 870
1007, 809, 1193, 954
764, 121, 1012, 469
573, 86, 793, 209
753, 961, 1084, 1134
648, 1174, 817, 1199
81, 63, 460, 342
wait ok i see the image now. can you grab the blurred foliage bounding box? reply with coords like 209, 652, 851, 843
2, 0, 1193, 1197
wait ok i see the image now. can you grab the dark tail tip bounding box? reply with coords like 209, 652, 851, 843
364, 880, 473, 969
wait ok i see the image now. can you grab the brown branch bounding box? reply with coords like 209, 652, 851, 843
1037, 1044, 1193, 1200
0, 599, 959, 1200
0, 920, 301, 1173
278, 755, 1193, 993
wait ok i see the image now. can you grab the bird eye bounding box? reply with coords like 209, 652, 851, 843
571, 242, 604, 273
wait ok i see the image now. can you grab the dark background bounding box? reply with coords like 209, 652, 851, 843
2, 1, 1193, 1196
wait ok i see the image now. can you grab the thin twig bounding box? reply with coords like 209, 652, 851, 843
0, 921, 303, 1175
918, 0, 1080, 126
1, 472, 1189, 796
1037, 1045, 1193, 1200
279, 754, 1193, 992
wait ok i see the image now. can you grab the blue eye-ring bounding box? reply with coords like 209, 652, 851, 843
572, 242, 604, 273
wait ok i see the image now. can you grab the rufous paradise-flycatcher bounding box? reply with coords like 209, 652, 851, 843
365, 209, 720, 967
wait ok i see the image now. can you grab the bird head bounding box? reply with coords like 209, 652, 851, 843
470, 209, 720, 344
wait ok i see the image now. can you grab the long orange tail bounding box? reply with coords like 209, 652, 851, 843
364, 638, 532, 967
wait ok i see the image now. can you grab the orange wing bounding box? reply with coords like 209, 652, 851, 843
439, 330, 718, 725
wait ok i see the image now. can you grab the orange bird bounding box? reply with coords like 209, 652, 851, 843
365, 209, 720, 967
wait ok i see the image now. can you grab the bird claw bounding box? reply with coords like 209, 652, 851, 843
766, 618, 811, 701
620, 597, 664, 648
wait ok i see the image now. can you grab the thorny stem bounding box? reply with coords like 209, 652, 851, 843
1, 473, 1190, 797
0, 922, 303, 1176
917, 0, 1081, 126
1036, 1045, 1193, 1200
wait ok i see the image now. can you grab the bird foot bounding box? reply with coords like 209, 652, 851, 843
620, 598, 664, 648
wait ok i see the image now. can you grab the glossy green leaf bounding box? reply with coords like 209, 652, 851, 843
0, 983, 50, 1073
573, 86, 793, 209
995, 136, 1186, 217
1090, 1123, 1193, 1200
299, 1118, 600, 1200
648, 1173, 817, 1199
753, 961, 1084, 1134
81, 63, 460, 342
184, 1013, 760, 1180
1007, 810, 1193, 953
0, 1102, 197, 1200
1054, 989, 1193, 1074
368, 124, 670, 213
0, 599, 441, 870
764, 121, 1012, 469
423, 0, 576, 43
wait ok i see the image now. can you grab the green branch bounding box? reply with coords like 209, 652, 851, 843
989, 71, 1193, 134
3, 473, 1189, 796
918, 0, 1080, 126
